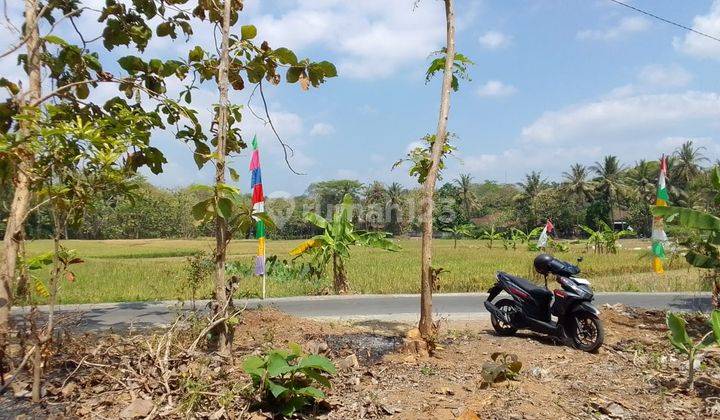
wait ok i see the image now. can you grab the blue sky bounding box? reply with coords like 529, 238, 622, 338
3, 0, 720, 196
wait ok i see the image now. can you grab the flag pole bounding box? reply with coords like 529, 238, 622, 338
262, 251, 266, 300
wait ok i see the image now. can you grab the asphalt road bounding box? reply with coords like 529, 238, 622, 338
10, 292, 712, 331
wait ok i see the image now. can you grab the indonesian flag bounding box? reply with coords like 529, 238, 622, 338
537, 219, 554, 248
651, 155, 669, 274
249, 135, 266, 276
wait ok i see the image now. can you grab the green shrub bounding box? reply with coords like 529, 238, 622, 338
666, 310, 720, 389
243, 344, 337, 417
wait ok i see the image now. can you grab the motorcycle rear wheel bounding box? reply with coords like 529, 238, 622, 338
490, 298, 519, 336
570, 313, 604, 352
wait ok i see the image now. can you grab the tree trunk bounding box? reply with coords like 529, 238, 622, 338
211, 0, 234, 354
32, 207, 62, 402
419, 0, 455, 340
332, 254, 348, 294
0, 0, 42, 341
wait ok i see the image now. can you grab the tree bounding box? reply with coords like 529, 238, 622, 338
307, 180, 364, 218
290, 194, 399, 293
514, 172, 546, 230
418, 0, 461, 342
591, 155, 628, 223
673, 141, 708, 191
386, 182, 406, 235
363, 181, 388, 230
1, 0, 192, 343
562, 164, 594, 203
178, 1, 336, 352
23, 108, 159, 401
454, 173, 477, 219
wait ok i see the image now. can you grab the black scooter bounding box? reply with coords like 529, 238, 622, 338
484, 254, 604, 352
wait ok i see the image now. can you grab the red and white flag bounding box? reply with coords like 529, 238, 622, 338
537, 219, 554, 248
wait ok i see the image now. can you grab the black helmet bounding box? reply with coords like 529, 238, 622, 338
533, 253, 554, 275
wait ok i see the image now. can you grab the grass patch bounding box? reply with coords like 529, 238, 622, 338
20, 238, 705, 304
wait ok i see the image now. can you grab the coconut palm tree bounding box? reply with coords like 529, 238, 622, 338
627, 159, 658, 203
386, 182, 406, 235
591, 155, 628, 223
515, 171, 546, 203
453, 173, 478, 219
673, 141, 708, 191
561, 163, 594, 202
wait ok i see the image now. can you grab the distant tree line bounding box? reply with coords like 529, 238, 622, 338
7, 141, 717, 240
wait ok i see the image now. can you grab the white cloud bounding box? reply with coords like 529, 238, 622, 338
521, 91, 720, 145
674, 1, 720, 59
477, 80, 517, 97
249, 0, 446, 79
638, 64, 693, 88
405, 140, 424, 153
478, 30, 512, 49
310, 122, 335, 136
577, 16, 650, 41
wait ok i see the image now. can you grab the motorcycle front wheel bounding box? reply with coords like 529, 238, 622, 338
570, 312, 604, 352
490, 298, 519, 336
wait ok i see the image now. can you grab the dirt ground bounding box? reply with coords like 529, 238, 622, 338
2, 305, 720, 419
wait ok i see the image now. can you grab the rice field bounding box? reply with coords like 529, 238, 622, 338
21, 238, 704, 304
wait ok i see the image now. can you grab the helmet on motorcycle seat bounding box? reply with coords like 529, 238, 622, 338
533, 253, 554, 275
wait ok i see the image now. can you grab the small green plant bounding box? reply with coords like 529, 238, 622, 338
579, 220, 633, 254
183, 252, 214, 308
243, 344, 337, 417
478, 226, 503, 249
420, 365, 436, 376
666, 311, 720, 389
480, 352, 522, 385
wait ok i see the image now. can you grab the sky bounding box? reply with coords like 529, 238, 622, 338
3, 0, 720, 197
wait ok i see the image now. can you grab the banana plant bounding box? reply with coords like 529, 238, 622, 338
289, 194, 400, 293
478, 226, 504, 249
578, 220, 632, 254
442, 223, 474, 248
666, 311, 720, 389
652, 166, 720, 303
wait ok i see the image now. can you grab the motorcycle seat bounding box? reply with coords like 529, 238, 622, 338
498, 271, 552, 301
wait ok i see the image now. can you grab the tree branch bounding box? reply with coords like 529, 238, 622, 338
257, 80, 304, 175
0, 7, 87, 60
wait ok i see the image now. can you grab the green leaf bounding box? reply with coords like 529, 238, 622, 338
229, 167, 240, 182
118, 56, 146, 74
652, 206, 720, 232
266, 352, 293, 377
303, 210, 328, 229
241, 25, 257, 40
75, 83, 89, 99
156, 22, 173, 37
317, 61, 337, 78
286, 66, 303, 83
266, 380, 289, 398
712, 167, 720, 190
188, 46, 204, 62
242, 355, 265, 376
0, 78, 20, 95
191, 198, 213, 221
273, 47, 298, 65
298, 354, 337, 374
216, 197, 233, 219
44, 35, 68, 46
711, 310, 720, 345
296, 386, 325, 399
666, 312, 692, 354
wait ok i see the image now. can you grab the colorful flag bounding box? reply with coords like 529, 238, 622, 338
537, 219, 554, 249
249, 135, 265, 276
651, 155, 669, 274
